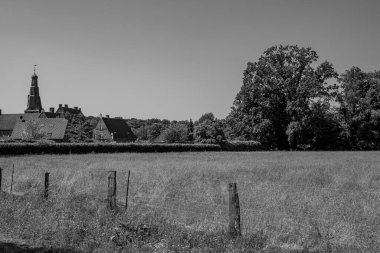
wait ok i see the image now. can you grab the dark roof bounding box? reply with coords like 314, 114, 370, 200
101, 117, 136, 140
56, 107, 83, 115
11, 118, 68, 140
0, 113, 42, 130
44, 112, 59, 118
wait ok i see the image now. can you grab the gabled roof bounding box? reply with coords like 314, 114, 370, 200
56, 107, 82, 115
11, 118, 68, 140
101, 117, 136, 140
0, 113, 42, 130
44, 112, 59, 118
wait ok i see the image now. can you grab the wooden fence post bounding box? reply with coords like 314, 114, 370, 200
126, 170, 130, 210
10, 164, 14, 193
228, 183, 241, 236
44, 172, 50, 199
108, 171, 117, 210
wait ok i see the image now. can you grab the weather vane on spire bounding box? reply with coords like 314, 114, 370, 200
34, 64, 37, 74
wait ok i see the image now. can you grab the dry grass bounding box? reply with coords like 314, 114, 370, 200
0, 151, 379, 252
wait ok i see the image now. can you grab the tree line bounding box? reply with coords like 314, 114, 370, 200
124, 45, 379, 150
24, 44, 379, 150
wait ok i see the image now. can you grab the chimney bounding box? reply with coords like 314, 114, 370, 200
106, 115, 110, 118
79, 108, 81, 111
74, 106, 78, 110
64, 104, 68, 108
59, 104, 62, 108
49, 107, 55, 113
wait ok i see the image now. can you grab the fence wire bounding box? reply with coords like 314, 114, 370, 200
2, 165, 380, 251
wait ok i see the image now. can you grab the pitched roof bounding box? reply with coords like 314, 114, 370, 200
0, 113, 41, 130
11, 118, 68, 140
44, 112, 59, 118
56, 107, 82, 115
101, 117, 136, 140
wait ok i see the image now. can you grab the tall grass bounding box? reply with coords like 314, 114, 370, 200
0, 151, 379, 252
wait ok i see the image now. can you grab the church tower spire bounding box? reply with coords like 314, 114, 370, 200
25, 65, 43, 113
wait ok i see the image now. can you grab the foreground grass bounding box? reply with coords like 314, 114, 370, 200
0, 151, 379, 252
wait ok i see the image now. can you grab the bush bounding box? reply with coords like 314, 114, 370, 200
162, 123, 188, 143
194, 118, 226, 144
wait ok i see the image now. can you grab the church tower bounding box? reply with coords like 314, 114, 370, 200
25, 65, 43, 113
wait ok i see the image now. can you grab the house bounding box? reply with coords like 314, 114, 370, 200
0, 111, 44, 137
93, 115, 136, 142
11, 118, 68, 141
55, 104, 83, 118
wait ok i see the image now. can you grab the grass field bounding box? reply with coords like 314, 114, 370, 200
0, 151, 379, 252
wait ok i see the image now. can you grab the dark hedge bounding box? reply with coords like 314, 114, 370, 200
220, 141, 262, 151
0, 141, 262, 155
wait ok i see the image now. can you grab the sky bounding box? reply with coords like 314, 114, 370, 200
0, 0, 379, 120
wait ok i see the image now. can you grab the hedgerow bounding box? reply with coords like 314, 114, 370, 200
0, 141, 262, 155
220, 140, 262, 151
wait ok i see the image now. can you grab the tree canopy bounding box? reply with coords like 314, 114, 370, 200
227, 45, 338, 149
338, 67, 380, 149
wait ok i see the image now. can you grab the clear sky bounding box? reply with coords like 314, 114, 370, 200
0, 0, 379, 120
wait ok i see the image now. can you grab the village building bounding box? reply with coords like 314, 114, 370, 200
11, 117, 68, 142
24, 70, 43, 113
93, 115, 136, 142
55, 104, 83, 118
0, 67, 78, 141
0, 112, 43, 137
0, 68, 46, 138
0, 67, 136, 143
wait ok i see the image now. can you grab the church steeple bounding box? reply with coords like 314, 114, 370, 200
25, 65, 43, 113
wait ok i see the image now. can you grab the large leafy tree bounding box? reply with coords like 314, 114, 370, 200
65, 113, 94, 142
21, 118, 46, 141
187, 119, 194, 142
338, 67, 380, 149
162, 123, 188, 143
194, 113, 226, 144
147, 123, 164, 142
227, 45, 338, 149
285, 101, 342, 150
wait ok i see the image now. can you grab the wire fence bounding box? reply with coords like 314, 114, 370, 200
1, 165, 380, 251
